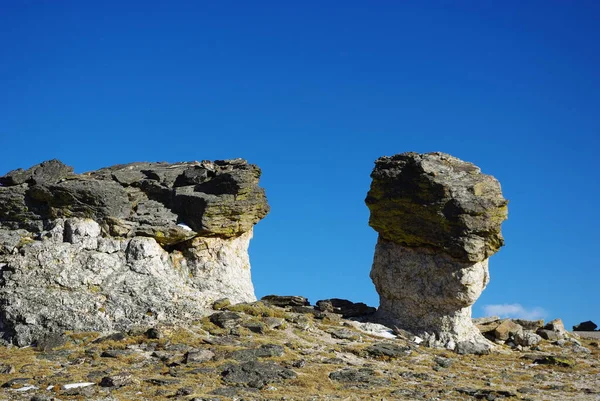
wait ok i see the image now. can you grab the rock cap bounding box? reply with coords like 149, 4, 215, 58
365, 152, 508, 262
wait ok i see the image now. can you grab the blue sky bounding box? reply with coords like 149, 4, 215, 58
1, 1, 598, 330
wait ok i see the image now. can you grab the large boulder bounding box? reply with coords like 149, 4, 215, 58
366, 152, 508, 353
0, 159, 269, 345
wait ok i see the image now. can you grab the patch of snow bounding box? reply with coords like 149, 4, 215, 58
177, 223, 193, 231
14, 385, 37, 392
352, 322, 397, 339
62, 382, 95, 390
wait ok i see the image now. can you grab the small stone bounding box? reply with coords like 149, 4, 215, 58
221, 361, 296, 389
534, 355, 574, 367
315, 299, 376, 318
513, 319, 545, 331
209, 311, 242, 329
212, 298, 231, 310
35, 333, 66, 351
230, 344, 285, 362
100, 349, 132, 358
537, 329, 562, 341
328, 328, 361, 341
434, 356, 453, 369
184, 350, 215, 364
175, 387, 194, 396
146, 378, 181, 386
514, 330, 542, 347
573, 320, 598, 331
145, 327, 162, 339
0, 364, 15, 374
543, 319, 567, 336
92, 332, 127, 343
99, 372, 134, 388
243, 321, 266, 334
2, 378, 32, 388
455, 340, 492, 355
292, 359, 306, 368
260, 295, 310, 307
362, 343, 412, 359
262, 317, 285, 329
494, 320, 523, 341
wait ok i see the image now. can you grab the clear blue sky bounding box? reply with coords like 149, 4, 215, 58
1, 1, 598, 330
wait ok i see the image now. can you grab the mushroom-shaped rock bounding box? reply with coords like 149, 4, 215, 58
365, 152, 508, 353
0, 158, 269, 345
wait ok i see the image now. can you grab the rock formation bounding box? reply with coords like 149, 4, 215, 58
365, 152, 508, 353
0, 158, 269, 345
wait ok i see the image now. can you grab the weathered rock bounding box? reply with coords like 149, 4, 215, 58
537, 329, 563, 341
260, 295, 310, 308
573, 321, 598, 331
221, 361, 296, 388
0, 159, 269, 345
315, 298, 376, 318
494, 320, 523, 341
229, 344, 285, 362
513, 319, 544, 331
184, 349, 215, 364
514, 330, 542, 347
366, 152, 508, 262
537, 318, 568, 341
99, 372, 134, 387
209, 312, 242, 329
362, 343, 412, 359
366, 152, 508, 353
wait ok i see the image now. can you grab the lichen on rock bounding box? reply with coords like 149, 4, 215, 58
366, 152, 508, 353
0, 158, 269, 345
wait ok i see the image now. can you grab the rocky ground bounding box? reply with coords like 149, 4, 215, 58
0, 298, 598, 401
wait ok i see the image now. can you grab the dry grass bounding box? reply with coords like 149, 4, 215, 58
1, 317, 599, 400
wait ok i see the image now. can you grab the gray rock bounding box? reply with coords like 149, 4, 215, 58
362, 342, 412, 358
573, 320, 597, 331
513, 318, 545, 331
493, 320, 523, 341
366, 152, 507, 262
537, 329, 562, 341
315, 298, 376, 318
0, 364, 15, 374
0, 159, 269, 345
260, 295, 310, 307
366, 152, 507, 353
184, 349, 215, 364
229, 344, 285, 362
99, 372, 134, 387
209, 312, 242, 329
328, 328, 361, 341
455, 340, 492, 355
514, 330, 542, 347
221, 361, 296, 388
434, 356, 453, 369
0, 159, 73, 186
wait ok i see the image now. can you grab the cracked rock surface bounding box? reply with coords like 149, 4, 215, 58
366, 152, 508, 353
0, 159, 269, 345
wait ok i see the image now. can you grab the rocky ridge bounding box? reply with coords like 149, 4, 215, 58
0, 159, 269, 345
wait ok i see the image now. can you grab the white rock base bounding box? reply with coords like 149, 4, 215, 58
371, 238, 493, 353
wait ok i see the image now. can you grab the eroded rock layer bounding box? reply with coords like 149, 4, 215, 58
366, 152, 508, 353
0, 159, 269, 345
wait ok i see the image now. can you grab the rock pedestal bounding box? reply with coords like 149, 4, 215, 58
365, 152, 508, 353
0, 159, 269, 345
